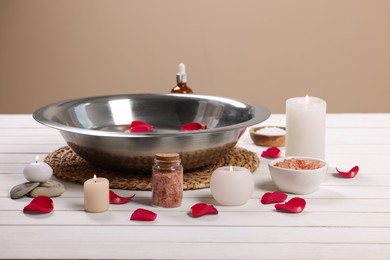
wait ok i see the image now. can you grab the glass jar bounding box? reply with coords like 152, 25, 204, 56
171, 82, 193, 94
170, 63, 193, 94
152, 152, 183, 208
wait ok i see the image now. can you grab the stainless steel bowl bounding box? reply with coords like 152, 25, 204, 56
33, 93, 270, 171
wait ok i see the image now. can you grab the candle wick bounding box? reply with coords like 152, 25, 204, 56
304, 94, 310, 107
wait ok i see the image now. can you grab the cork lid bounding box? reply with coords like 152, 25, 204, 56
155, 152, 180, 161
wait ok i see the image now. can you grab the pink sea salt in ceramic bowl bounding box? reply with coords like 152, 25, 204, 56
268, 157, 328, 194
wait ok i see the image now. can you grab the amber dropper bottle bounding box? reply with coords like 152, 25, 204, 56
171, 63, 193, 94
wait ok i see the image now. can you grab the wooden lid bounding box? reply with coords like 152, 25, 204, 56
155, 152, 180, 161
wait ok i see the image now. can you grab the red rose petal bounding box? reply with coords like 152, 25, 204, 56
336, 166, 359, 178
109, 190, 136, 204
191, 202, 218, 217
261, 147, 281, 158
275, 197, 306, 213
129, 120, 154, 133
181, 122, 207, 131
23, 196, 54, 214
130, 120, 147, 127
130, 125, 153, 133
130, 208, 157, 221
261, 191, 288, 204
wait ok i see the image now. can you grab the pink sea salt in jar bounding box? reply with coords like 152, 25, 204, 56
152, 152, 183, 208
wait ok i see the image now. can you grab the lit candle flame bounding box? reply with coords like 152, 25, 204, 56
35, 155, 39, 163
93, 174, 97, 183
305, 94, 309, 105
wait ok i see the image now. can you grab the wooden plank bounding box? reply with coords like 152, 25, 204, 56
0, 210, 389, 228
2, 197, 390, 214
257, 113, 390, 128
0, 114, 42, 127
0, 136, 65, 144
240, 128, 390, 146
2, 228, 390, 260
2, 171, 390, 198
2, 153, 389, 174
325, 128, 390, 145
0, 153, 52, 163
0, 128, 61, 136
1, 159, 389, 184
0, 144, 65, 153
2, 226, 389, 244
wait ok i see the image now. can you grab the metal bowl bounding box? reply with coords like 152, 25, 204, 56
33, 93, 270, 171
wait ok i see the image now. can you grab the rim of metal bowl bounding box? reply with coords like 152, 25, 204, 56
33, 93, 271, 138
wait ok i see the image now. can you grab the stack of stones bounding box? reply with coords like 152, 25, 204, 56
10, 160, 65, 199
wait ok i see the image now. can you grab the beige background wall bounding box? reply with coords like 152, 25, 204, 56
1, 0, 389, 114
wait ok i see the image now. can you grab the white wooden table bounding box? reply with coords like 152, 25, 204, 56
1, 114, 390, 259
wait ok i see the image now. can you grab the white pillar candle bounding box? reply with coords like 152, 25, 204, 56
84, 175, 109, 213
285, 95, 327, 159
23, 155, 53, 182
210, 166, 254, 206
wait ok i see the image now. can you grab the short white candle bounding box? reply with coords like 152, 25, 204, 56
285, 95, 327, 159
84, 175, 109, 213
210, 166, 254, 206
23, 155, 53, 182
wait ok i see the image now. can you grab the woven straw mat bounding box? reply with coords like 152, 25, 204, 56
44, 146, 260, 190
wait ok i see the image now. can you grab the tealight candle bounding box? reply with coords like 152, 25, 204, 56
210, 166, 254, 206
23, 155, 53, 182
285, 95, 327, 159
84, 175, 109, 213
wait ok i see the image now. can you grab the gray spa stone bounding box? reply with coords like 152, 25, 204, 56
10, 182, 40, 199
29, 180, 65, 197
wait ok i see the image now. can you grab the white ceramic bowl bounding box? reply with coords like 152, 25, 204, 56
268, 157, 328, 194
